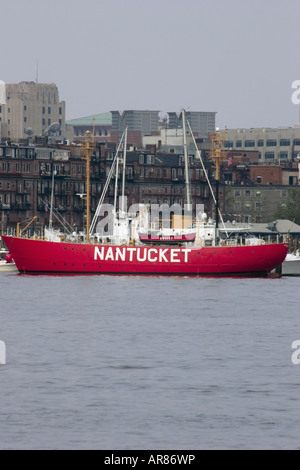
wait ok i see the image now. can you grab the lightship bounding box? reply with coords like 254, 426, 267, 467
2, 113, 288, 276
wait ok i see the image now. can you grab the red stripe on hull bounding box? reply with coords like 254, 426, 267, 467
2, 236, 288, 276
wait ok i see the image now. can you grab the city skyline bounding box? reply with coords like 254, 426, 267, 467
1, 0, 299, 130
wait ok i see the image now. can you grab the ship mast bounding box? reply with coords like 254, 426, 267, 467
209, 130, 226, 230
83, 130, 95, 243
121, 126, 128, 213
182, 109, 191, 209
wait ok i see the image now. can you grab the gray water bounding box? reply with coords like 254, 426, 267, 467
0, 273, 299, 450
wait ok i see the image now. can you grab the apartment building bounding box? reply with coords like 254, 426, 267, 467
0, 141, 218, 235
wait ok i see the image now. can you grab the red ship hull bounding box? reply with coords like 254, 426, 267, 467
2, 236, 288, 276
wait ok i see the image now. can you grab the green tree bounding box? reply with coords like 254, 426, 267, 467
273, 188, 300, 224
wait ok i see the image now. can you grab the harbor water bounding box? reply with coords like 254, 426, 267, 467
0, 272, 299, 450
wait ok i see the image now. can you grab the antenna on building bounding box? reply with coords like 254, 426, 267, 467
36, 59, 39, 83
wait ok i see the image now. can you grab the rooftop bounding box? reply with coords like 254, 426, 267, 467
66, 112, 112, 127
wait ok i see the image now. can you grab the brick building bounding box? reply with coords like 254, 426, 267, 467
0, 141, 218, 236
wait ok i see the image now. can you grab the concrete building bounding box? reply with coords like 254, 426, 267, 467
111, 110, 160, 147
223, 125, 300, 164
224, 184, 299, 224
0, 82, 66, 141
142, 127, 211, 156
168, 111, 216, 138
66, 110, 217, 149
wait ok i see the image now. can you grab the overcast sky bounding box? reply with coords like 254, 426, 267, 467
1, 0, 299, 129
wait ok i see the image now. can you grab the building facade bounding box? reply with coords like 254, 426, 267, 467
168, 111, 216, 138
111, 110, 160, 147
0, 82, 66, 141
0, 141, 218, 236
66, 112, 112, 143
224, 185, 298, 224
223, 125, 300, 164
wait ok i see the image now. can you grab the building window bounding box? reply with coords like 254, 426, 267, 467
42, 107, 45, 114
224, 141, 233, 148
255, 202, 261, 211
245, 189, 251, 197
245, 140, 255, 147
266, 139, 277, 146
48, 107, 51, 114
258, 140, 264, 147
59, 107, 62, 115
234, 190, 241, 197
289, 176, 297, 185
265, 152, 275, 160
279, 151, 288, 159
139, 155, 144, 164
257, 176, 262, 183
280, 139, 290, 146
236, 140, 242, 147
147, 155, 154, 164
293, 139, 300, 146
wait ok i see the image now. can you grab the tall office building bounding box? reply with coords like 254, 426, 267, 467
0, 81, 66, 141
168, 111, 216, 138
111, 110, 160, 146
